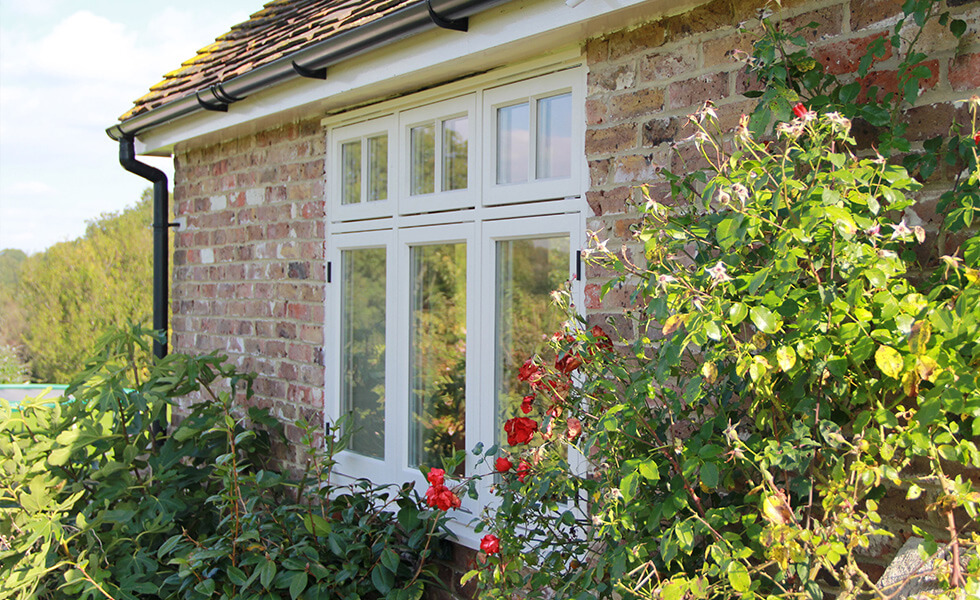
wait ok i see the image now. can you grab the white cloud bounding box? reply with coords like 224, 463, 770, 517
0, 1, 254, 253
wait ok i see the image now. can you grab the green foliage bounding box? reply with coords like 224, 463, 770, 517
16, 192, 156, 383
0, 345, 28, 383
1, 327, 451, 599
466, 3, 980, 598
0, 248, 28, 351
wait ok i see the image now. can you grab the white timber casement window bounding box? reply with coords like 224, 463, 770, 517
324, 62, 586, 546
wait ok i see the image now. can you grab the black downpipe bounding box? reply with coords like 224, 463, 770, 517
118, 137, 169, 361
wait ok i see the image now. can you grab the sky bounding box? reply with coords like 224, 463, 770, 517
0, 1, 256, 254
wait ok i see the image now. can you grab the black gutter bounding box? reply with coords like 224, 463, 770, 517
119, 137, 169, 362
106, 0, 510, 141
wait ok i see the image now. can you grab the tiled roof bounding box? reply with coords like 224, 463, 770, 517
119, 0, 417, 122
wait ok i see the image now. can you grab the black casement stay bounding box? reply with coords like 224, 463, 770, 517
291, 60, 327, 80
426, 0, 468, 32
327, 261, 332, 284
576, 250, 582, 281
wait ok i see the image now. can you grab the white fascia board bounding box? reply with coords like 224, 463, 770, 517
135, 0, 706, 156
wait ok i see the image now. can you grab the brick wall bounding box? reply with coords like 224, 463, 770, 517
171, 117, 327, 469
583, 0, 980, 581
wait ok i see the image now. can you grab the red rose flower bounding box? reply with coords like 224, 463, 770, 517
504, 417, 538, 445
555, 352, 583, 374
518, 359, 542, 383
495, 456, 513, 473
974, 131, 980, 146
517, 460, 531, 483
425, 483, 461, 511
427, 467, 445, 486
792, 102, 808, 118
566, 416, 583, 441
520, 395, 534, 414
591, 325, 613, 352
480, 534, 500, 554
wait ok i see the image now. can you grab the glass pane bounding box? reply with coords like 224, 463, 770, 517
341, 248, 386, 459
442, 117, 468, 192
341, 141, 361, 205
495, 236, 569, 443
410, 124, 436, 196
367, 134, 388, 202
409, 243, 467, 472
536, 93, 572, 180
496, 103, 529, 185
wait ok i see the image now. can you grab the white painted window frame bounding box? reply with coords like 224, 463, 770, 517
324, 64, 587, 548
328, 115, 397, 222
482, 68, 585, 206
398, 94, 479, 215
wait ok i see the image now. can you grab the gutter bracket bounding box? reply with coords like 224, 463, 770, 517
212, 83, 243, 104
291, 60, 327, 80
427, 0, 468, 32
196, 90, 228, 112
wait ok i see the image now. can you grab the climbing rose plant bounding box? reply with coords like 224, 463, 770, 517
434, 3, 980, 597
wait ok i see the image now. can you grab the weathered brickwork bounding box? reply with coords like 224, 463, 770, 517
171, 117, 327, 469
583, 0, 980, 580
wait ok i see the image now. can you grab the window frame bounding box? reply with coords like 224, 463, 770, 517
482, 68, 584, 206
328, 115, 397, 222
323, 64, 587, 548
398, 94, 479, 215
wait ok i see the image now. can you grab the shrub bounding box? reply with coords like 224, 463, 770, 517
0, 326, 451, 599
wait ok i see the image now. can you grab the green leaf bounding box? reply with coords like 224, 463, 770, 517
460, 569, 480, 587
371, 565, 394, 594
700, 462, 719, 488
750, 306, 780, 334
258, 559, 277, 589
638, 459, 660, 481
195, 579, 216, 596
727, 561, 751, 592
950, 19, 966, 38
289, 571, 308, 600
776, 345, 796, 372
381, 547, 400, 573
620, 471, 640, 503
729, 302, 748, 325
875, 345, 904, 379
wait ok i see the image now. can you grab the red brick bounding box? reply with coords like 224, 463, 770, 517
703, 30, 759, 68
586, 187, 631, 216
586, 98, 608, 126
611, 151, 669, 183
606, 21, 668, 61
949, 52, 980, 90
665, 0, 735, 39
585, 123, 638, 154
607, 88, 667, 121
589, 64, 637, 93
777, 5, 843, 42
584, 283, 602, 309
638, 49, 699, 83
668, 73, 729, 110
812, 32, 892, 76
850, 0, 903, 31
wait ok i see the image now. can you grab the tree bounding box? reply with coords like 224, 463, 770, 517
0, 248, 28, 351
18, 191, 155, 382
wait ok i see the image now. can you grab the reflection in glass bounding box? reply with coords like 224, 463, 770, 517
367, 134, 388, 202
537, 93, 572, 180
409, 243, 467, 473
497, 103, 529, 184
341, 141, 361, 205
495, 237, 569, 444
411, 124, 436, 196
341, 248, 386, 459
443, 117, 468, 192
